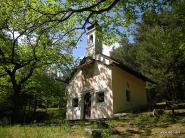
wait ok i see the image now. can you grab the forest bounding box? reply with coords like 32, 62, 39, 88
112, 0, 185, 103
0, 0, 184, 128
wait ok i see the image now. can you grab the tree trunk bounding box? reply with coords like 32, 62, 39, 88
7, 71, 25, 123
33, 95, 37, 120
11, 85, 24, 123
28, 98, 31, 112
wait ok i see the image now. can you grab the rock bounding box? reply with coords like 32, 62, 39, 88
71, 125, 78, 129
85, 128, 102, 137
111, 113, 127, 119
153, 109, 164, 117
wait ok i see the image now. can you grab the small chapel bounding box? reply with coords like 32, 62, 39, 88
66, 23, 150, 120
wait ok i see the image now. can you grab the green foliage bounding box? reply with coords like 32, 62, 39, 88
0, 124, 85, 138
25, 72, 66, 107
0, 0, 173, 123
0, 111, 185, 138
112, 0, 185, 102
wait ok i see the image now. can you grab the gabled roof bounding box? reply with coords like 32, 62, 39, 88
65, 57, 95, 83
99, 54, 153, 83
66, 54, 153, 83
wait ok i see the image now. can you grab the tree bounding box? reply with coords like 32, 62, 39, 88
24, 57, 80, 111
0, 0, 171, 122
112, 0, 185, 102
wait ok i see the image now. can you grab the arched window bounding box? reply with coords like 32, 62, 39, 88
126, 82, 131, 102
89, 35, 94, 44
126, 89, 131, 102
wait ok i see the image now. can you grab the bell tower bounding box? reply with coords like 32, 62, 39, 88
85, 23, 102, 58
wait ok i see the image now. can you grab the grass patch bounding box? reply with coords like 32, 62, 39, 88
0, 110, 185, 138
107, 111, 185, 138
0, 123, 86, 138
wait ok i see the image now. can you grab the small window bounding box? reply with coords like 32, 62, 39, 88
72, 98, 78, 107
96, 92, 104, 103
126, 89, 131, 102
89, 35, 94, 44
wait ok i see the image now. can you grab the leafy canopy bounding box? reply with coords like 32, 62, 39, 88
112, 0, 185, 101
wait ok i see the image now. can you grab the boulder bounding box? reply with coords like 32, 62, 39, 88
85, 128, 102, 137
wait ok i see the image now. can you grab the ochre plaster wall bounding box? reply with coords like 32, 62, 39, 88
112, 65, 147, 113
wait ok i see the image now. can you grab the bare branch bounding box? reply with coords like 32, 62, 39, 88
27, 0, 107, 15
19, 62, 36, 84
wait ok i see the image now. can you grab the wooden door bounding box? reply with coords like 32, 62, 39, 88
83, 92, 91, 119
